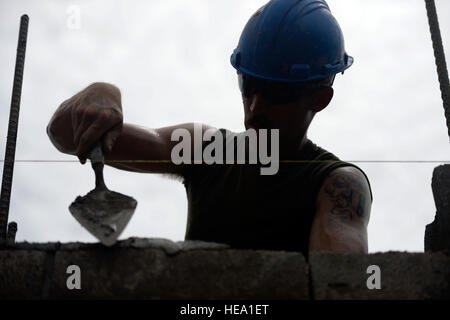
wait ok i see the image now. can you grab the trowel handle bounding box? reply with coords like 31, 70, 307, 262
88, 141, 107, 190
88, 141, 104, 164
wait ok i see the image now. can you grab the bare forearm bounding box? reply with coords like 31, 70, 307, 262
104, 123, 176, 174
104, 122, 214, 175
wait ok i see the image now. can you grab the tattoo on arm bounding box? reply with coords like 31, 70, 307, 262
313, 168, 371, 252
324, 171, 368, 222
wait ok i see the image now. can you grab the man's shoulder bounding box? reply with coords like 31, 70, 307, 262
322, 163, 373, 204
304, 140, 373, 203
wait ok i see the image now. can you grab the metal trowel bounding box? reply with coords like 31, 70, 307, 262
69, 141, 137, 246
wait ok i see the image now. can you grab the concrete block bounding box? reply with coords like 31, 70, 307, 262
0, 250, 48, 299
49, 243, 308, 299
426, 165, 450, 251
310, 251, 450, 300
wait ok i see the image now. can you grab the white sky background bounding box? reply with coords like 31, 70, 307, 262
0, 0, 449, 253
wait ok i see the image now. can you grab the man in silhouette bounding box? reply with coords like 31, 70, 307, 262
47, 0, 372, 255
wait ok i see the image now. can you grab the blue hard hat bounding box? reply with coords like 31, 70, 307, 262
230, 0, 353, 83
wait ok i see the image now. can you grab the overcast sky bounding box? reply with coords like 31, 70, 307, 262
1, 0, 449, 253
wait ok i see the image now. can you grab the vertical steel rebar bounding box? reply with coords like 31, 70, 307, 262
425, 0, 450, 141
0, 15, 29, 241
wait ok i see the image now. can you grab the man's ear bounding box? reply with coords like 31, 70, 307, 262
310, 87, 334, 113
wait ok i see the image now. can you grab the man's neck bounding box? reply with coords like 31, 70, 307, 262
278, 134, 308, 160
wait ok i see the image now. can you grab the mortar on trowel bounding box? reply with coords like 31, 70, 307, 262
69, 141, 137, 246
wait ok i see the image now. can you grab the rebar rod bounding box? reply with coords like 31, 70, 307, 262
0, 15, 29, 240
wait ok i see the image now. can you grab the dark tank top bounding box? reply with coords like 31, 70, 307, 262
182, 129, 372, 255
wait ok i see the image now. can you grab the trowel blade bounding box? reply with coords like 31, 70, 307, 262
69, 189, 137, 246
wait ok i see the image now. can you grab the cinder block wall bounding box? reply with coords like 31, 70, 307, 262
0, 238, 449, 299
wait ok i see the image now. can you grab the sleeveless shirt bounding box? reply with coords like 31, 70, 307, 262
182, 129, 373, 255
